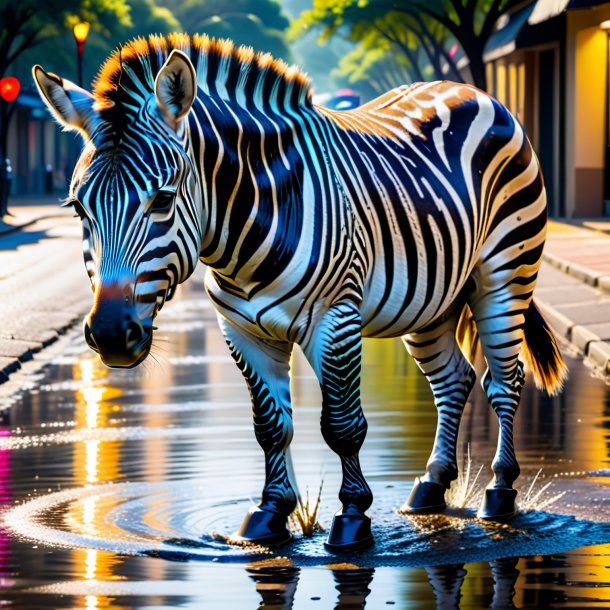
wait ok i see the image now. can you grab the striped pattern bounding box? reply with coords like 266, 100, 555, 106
36, 33, 567, 522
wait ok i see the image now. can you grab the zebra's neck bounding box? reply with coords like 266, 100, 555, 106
192, 93, 308, 284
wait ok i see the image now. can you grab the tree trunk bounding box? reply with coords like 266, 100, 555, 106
467, 49, 488, 91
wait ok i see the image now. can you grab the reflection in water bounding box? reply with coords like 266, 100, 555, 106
71, 359, 125, 610
247, 559, 300, 609
0, 426, 12, 581
490, 557, 519, 609
330, 564, 375, 609
425, 564, 466, 609
244, 558, 519, 609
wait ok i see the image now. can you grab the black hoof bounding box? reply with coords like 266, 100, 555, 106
477, 488, 518, 520
325, 509, 374, 551
401, 478, 447, 514
231, 506, 291, 545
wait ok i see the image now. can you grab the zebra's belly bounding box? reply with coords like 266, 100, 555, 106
359, 258, 472, 339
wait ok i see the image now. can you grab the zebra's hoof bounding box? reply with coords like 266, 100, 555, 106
232, 506, 291, 545
325, 509, 374, 551
401, 478, 447, 514
477, 488, 518, 520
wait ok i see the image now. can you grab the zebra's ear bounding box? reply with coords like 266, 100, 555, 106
32, 65, 97, 137
154, 50, 196, 130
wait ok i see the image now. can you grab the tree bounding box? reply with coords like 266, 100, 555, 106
165, 0, 293, 60
293, 0, 461, 97
295, 0, 520, 92
0, 0, 131, 215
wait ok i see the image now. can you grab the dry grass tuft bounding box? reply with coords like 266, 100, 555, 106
446, 445, 485, 509
288, 481, 324, 536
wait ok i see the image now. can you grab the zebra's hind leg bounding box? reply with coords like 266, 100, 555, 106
470, 292, 527, 520
218, 316, 297, 545
401, 314, 476, 514
302, 302, 374, 551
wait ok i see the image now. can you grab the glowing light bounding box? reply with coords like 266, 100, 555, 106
600, 20, 610, 30
85, 439, 99, 484
85, 548, 97, 580
73, 22, 90, 45
0, 77, 20, 103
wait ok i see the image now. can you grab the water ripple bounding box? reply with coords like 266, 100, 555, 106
5, 481, 610, 568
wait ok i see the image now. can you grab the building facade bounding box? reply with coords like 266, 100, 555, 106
484, 0, 610, 217
6, 87, 80, 200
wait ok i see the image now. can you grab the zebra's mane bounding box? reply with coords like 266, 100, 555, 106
93, 33, 312, 117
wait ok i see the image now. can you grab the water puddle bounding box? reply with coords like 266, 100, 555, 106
6, 479, 610, 567
1, 270, 610, 607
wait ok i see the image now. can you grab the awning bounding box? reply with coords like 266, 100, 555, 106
529, 0, 607, 25
483, 2, 537, 62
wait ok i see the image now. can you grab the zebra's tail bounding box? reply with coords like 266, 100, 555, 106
521, 300, 568, 396
455, 300, 568, 396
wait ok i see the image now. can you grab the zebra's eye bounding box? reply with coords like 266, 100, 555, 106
150, 190, 175, 215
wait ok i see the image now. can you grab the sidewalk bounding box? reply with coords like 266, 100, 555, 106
0, 204, 91, 384
535, 221, 610, 377
0, 203, 609, 388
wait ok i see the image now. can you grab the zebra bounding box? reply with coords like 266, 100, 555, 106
33, 33, 567, 551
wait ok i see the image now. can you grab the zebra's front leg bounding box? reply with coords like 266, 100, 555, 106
401, 315, 476, 513
219, 316, 297, 545
302, 302, 374, 550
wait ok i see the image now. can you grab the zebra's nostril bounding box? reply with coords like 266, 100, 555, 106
125, 321, 144, 350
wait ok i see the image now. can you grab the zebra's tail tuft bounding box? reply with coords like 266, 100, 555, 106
455, 300, 568, 396
521, 300, 568, 396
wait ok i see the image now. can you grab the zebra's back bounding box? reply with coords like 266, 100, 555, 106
316, 81, 546, 338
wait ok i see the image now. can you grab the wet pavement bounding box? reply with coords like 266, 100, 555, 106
1, 268, 610, 608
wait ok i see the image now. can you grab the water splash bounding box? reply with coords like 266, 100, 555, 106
519, 469, 566, 512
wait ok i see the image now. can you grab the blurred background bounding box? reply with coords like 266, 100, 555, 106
1, 0, 610, 219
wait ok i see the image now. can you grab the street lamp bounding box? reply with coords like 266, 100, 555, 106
0, 76, 20, 217
73, 21, 90, 88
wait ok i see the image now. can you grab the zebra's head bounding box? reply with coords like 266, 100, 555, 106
33, 51, 202, 368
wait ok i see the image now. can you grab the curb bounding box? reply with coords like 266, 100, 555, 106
0, 311, 87, 385
542, 252, 610, 295
536, 299, 610, 377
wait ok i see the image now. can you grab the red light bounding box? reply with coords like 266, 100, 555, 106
0, 77, 20, 103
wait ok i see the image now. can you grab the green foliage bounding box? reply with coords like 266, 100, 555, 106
2, 0, 294, 90
292, 0, 459, 95
163, 0, 292, 59
294, 0, 521, 91
0, 0, 131, 83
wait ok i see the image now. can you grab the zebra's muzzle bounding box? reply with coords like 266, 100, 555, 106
84, 291, 153, 368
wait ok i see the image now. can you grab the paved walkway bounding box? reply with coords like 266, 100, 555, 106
536, 221, 610, 376
0, 204, 609, 388
0, 205, 90, 384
